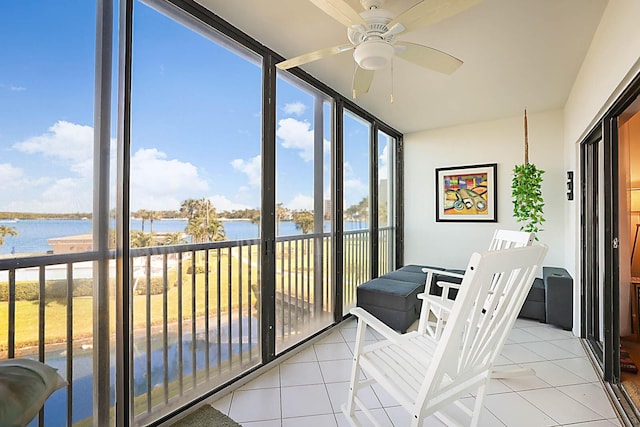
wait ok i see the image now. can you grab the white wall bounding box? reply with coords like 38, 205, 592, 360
403, 109, 565, 270
563, 0, 640, 333
402, 0, 640, 337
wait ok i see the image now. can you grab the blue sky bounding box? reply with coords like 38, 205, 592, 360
0, 1, 382, 214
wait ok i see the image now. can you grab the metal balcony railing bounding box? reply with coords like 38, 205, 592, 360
0, 227, 394, 426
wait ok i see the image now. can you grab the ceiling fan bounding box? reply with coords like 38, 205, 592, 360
276, 0, 482, 99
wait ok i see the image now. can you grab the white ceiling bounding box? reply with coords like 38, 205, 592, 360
195, 0, 608, 134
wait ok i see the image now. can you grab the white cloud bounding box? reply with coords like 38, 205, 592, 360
210, 194, 252, 212
0, 163, 27, 183
343, 161, 367, 199
13, 120, 93, 164
283, 101, 306, 116
130, 148, 209, 211
379, 141, 390, 180
0, 84, 26, 92
0, 164, 53, 211
285, 194, 314, 211
277, 118, 314, 162
344, 177, 366, 192
40, 177, 92, 212
231, 155, 261, 187
2, 122, 96, 212
0, 168, 90, 213
5, 121, 215, 212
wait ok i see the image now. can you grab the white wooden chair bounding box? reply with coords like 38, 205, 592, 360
418, 229, 535, 339
343, 244, 548, 427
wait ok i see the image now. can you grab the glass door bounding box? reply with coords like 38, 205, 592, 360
581, 131, 606, 365
342, 110, 371, 315
274, 73, 334, 353
581, 125, 619, 382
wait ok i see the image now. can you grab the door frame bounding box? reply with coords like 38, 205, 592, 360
580, 71, 640, 424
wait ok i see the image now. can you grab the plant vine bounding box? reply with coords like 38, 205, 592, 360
512, 110, 545, 235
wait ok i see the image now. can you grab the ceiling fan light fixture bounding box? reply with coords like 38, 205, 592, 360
353, 40, 394, 70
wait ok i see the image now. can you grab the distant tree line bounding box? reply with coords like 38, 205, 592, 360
0, 197, 372, 250
220, 208, 260, 221
0, 212, 92, 220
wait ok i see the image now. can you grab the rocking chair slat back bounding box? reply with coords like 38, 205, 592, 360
344, 243, 547, 427
417, 244, 547, 418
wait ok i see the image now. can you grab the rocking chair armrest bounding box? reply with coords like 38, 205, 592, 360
421, 267, 464, 280
436, 280, 461, 295
430, 270, 465, 280
417, 293, 454, 311
349, 307, 403, 343
422, 267, 464, 295
421, 267, 443, 274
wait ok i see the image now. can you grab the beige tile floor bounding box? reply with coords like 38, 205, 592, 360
210, 317, 622, 426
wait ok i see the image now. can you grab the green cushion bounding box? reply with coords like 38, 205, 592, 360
0, 358, 66, 427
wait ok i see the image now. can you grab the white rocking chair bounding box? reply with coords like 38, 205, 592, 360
343, 244, 548, 427
419, 229, 535, 340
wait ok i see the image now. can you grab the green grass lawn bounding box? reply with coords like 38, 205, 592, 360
0, 237, 364, 353
0, 248, 260, 353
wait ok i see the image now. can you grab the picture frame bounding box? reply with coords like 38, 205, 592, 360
435, 163, 497, 222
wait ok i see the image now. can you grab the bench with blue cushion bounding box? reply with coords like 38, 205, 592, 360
356, 265, 462, 332
357, 263, 563, 332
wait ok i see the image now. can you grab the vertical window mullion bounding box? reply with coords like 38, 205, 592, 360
370, 124, 379, 279
261, 53, 277, 363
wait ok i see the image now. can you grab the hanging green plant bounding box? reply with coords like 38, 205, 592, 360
512, 110, 545, 235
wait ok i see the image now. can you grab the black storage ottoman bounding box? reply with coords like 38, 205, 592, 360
519, 278, 546, 322
357, 277, 425, 333
544, 267, 573, 330
428, 269, 464, 299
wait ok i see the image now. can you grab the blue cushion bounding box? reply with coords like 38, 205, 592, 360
380, 270, 426, 284
397, 264, 443, 274
358, 278, 423, 312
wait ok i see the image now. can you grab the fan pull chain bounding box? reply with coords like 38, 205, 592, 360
390, 59, 394, 103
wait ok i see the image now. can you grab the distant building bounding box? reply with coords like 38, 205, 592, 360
324, 199, 331, 220
47, 234, 93, 254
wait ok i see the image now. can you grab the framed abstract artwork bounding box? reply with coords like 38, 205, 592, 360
435, 163, 497, 222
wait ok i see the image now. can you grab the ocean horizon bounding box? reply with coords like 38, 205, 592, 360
0, 218, 368, 256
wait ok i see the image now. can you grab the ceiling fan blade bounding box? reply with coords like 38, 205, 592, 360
308, 0, 367, 28
395, 41, 463, 74
276, 44, 354, 70
352, 66, 375, 98
389, 0, 482, 33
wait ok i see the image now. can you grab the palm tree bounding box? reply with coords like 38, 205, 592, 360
292, 210, 314, 234
276, 203, 287, 235
345, 197, 369, 228
163, 232, 187, 246
130, 230, 153, 248
248, 210, 260, 225
147, 210, 159, 234
181, 198, 225, 243
134, 209, 149, 232
179, 199, 201, 220
0, 225, 17, 247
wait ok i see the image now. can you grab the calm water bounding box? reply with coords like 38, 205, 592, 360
2, 217, 367, 424
37, 317, 258, 425
0, 218, 368, 255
